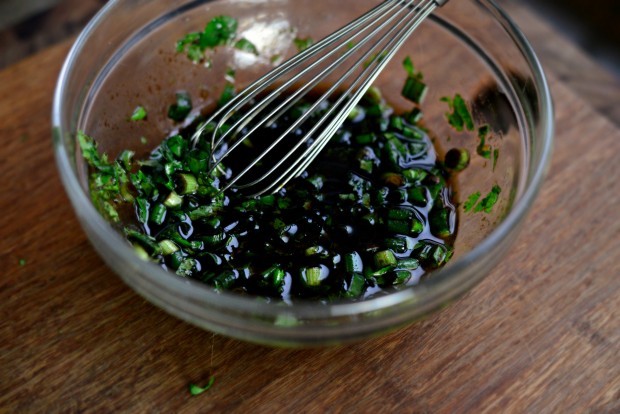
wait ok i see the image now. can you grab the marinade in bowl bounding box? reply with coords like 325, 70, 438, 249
53, 0, 553, 346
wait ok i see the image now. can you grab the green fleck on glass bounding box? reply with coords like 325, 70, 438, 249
463, 191, 481, 213
129, 106, 147, 121
474, 184, 502, 213
477, 125, 492, 159
294, 37, 314, 52
441, 94, 474, 132
189, 376, 216, 396
401, 56, 427, 103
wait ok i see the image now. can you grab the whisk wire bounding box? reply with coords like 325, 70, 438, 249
216, 0, 424, 190
249, 0, 437, 196
191, 0, 446, 196
208, 0, 409, 167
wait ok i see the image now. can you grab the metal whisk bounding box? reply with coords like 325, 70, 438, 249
191, 0, 449, 196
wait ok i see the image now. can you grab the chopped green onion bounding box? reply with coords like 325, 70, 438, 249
163, 191, 183, 209
397, 258, 419, 270
158, 240, 179, 255
345, 273, 366, 298
444, 148, 470, 171
177, 173, 199, 195
394, 270, 411, 284
344, 251, 364, 273
301, 266, 327, 287
151, 203, 167, 225
402, 77, 428, 104
374, 250, 397, 269
429, 208, 453, 237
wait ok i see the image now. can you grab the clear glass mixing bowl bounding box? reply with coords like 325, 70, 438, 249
53, 0, 553, 346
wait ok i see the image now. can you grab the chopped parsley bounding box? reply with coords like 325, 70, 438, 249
441, 93, 474, 132
129, 106, 147, 121
18, 258, 26, 266
189, 376, 216, 396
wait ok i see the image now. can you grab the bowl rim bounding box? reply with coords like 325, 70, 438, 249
52, 0, 554, 323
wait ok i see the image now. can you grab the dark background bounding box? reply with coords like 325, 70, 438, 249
0, 0, 618, 77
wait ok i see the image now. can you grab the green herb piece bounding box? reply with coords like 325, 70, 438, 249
140, 136, 148, 145
444, 148, 470, 171
463, 192, 481, 213
189, 376, 216, 396
476, 125, 492, 159
441, 94, 474, 132
234, 38, 259, 55
18, 258, 26, 266
168, 91, 193, 122
474, 185, 502, 213
294, 37, 314, 52
129, 106, 147, 121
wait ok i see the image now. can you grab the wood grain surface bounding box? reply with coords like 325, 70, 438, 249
1, 7, 620, 414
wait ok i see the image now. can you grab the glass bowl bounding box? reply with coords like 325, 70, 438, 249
52, 0, 553, 346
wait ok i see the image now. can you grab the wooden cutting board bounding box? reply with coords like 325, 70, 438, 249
1, 7, 619, 414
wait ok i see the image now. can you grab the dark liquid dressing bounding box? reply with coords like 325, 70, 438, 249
140, 97, 456, 302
